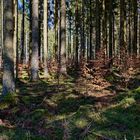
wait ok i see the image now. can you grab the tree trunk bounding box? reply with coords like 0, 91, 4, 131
68, 3, 72, 62
96, 0, 101, 54
128, 0, 132, 54
2, 0, 15, 95
16, 0, 19, 79
30, 0, 39, 81
20, 0, 25, 63
80, 0, 85, 60
43, 0, 49, 77
25, 32, 28, 64
0, 0, 3, 69
133, 0, 138, 55
54, 0, 58, 60
109, 0, 113, 66
89, 0, 93, 60
13, 0, 18, 79
102, 0, 107, 60
75, 0, 79, 65
58, 0, 61, 72
60, 0, 67, 74
120, 0, 125, 56
29, 0, 32, 63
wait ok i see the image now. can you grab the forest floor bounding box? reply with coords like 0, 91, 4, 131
0, 67, 140, 140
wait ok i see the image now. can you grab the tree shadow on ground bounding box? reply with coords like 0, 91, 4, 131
0, 71, 140, 139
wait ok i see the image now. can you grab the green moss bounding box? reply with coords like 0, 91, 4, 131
2, 93, 18, 103
0, 76, 140, 139
0, 93, 19, 109
75, 118, 88, 128
21, 96, 31, 105
118, 97, 136, 108
0, 126, 46, 140
29, 109, 48, 121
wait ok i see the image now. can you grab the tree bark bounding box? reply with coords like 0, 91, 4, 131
102, 0, 107, 59
0, 0, 3, 69
75, 0, 79, 65
96, 0, 101, 53
133, 0, 138, 55
89, 0, 93, 60
2, 0, 15, 95
20, 0, 25, 63
109, 0, 113, 66
43, 0, 49, 77
60, 0, 67, 74
54, 0, 58, 60
30, 0, 39, 81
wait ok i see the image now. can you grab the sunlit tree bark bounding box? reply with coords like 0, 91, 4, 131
43, 0, 49, 77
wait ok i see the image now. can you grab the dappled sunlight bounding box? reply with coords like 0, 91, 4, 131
0, 0, 140, 139
0, 75, 140, 139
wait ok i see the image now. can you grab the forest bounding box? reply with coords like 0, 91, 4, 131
0, 0, 140, 139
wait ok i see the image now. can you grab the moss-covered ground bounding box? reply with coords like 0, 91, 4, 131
0, 69, 140, 140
